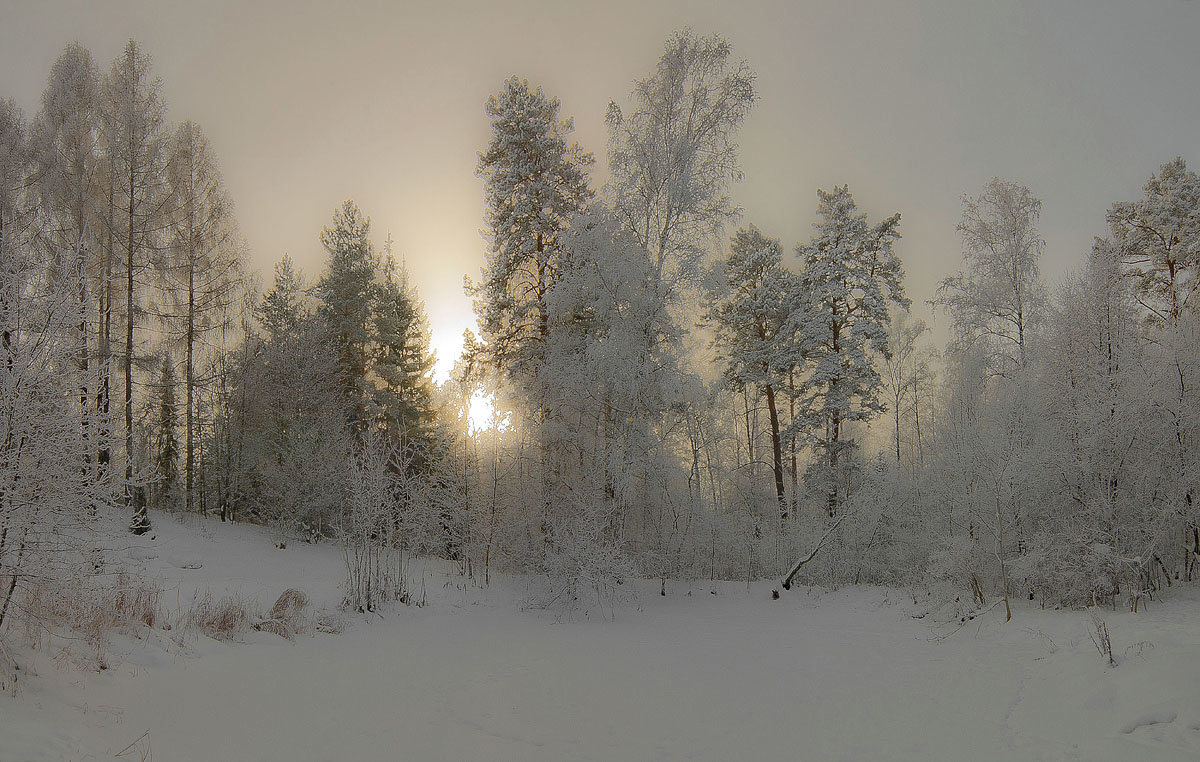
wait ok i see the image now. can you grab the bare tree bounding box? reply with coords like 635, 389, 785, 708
163, 120, 241, 514
606, 29, 755, 297
935, 178, 1046, 376
100, 39, 169, 533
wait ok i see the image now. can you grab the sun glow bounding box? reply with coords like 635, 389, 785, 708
467, 390, 507, 434
429, 324, 508, 434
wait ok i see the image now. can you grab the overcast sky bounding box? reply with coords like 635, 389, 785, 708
3, 0, 1199, 377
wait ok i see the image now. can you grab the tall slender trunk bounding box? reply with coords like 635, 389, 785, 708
788, 367, 798, 516
913, 377, 924, 467
828, 409, 840, 517
125, 168, 134, 493
186, 256, 195, 513
894, 400, 902, 464
763, 378, 786, 521
75, 225, 91, 475
98, 176, 114, 472
124, 136, 148, 534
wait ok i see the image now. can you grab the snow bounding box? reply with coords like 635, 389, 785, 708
4, 513, 1200, 761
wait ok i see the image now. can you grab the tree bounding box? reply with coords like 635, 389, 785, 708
31, 43, 104, 474
152, 353, 180, 511
1, 102, 113, 631
793, 185, 907, 514
1107, 159, 1200, 558
0, 99, 31, 368
101, 39, 168, 533
259, 252, 303, 342
372, 247, 438, 451
225, 257, 350, 532
163, 120, 241, 514
935, 178, 1045, 376
315, 200, 377, 432
707, 226, 800, 519
881, 312, 934, 467
1106, 157, 1200, 324
474, 76, 593, 383
606, 29, 755, 295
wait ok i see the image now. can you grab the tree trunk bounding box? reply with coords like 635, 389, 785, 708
186, 258, 195, 514
763, 380, 786, 521
828, 409, 840, 517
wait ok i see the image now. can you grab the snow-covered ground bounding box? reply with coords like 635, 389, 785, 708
4, 513, 1200, 762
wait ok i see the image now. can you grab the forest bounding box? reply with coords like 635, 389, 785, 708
1, 28, 1198, 650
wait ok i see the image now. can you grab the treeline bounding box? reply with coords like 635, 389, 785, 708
0, 40, 249, 630
451, 31, 1199, 613
0, 38, 450, 621
3, 32, 1197, 627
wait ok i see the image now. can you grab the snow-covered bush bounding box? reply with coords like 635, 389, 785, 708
340, 434, 447, 612
535, 496, 637, 615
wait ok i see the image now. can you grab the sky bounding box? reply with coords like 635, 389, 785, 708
3, 0, 1199, 379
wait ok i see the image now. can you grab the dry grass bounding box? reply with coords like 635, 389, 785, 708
268, 588, 310, 632
10, 568, 162, 673
183, 591, 253, 641
252, 618, 295, 641
20, 571, 159, 644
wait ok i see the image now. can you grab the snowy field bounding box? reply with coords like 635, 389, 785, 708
4, 514, 1200, 762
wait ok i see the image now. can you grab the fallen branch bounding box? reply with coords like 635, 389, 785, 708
114, 728, 151, 760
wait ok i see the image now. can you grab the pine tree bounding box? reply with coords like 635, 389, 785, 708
315, 200, 377, 432
474, 76, 593, 384
793, 185, 908, 515
707, 225, 801, 519
1106, 157, 1200, 324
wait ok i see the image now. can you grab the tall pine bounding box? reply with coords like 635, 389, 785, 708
474, 76, 593, 384
707, 226, 801, 519
794, 186, 908, 514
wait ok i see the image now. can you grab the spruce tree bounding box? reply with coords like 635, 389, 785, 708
153, 353, 180, 511
372, 248, 437, 453
315, 201, 377, 432
259, 253, 304, 342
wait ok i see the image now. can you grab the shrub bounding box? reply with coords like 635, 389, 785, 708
268, 588, 310, 633
184, 591, 253, 641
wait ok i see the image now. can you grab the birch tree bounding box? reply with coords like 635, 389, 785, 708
606, 29, 755, 297
934, 178, 1045, 376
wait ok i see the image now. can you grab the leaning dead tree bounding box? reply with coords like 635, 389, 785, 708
773, 513, 847, 597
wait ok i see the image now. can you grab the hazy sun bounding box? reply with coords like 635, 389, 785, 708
430, 322, 508, 433
467, 390, 504, 433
